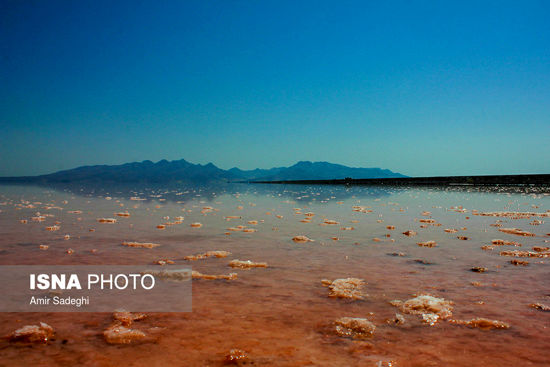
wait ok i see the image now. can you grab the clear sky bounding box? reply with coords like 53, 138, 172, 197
1, 0, 549, 177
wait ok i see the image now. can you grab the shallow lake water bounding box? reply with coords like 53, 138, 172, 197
0, 183, 549, 366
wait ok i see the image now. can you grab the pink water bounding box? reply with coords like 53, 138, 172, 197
0, 184, 549, 366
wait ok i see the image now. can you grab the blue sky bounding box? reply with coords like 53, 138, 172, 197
1, 0, 549, 177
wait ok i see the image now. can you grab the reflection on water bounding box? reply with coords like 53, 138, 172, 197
0, 183, 549, 366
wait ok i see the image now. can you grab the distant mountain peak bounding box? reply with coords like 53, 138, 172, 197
230, 161, 406, 181
0, 158, 406, 183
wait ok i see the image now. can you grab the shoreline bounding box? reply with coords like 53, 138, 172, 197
249, 174, 550, 186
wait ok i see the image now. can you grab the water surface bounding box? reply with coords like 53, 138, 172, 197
0, 183, 549, 366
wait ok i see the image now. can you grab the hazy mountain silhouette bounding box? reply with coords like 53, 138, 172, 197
239, 161, 406, 181
0, 159, 406, 183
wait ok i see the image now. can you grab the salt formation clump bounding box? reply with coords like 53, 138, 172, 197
228, 259, 268, 269
224, 216, 241, 220
45, 225, 60, 231
292, 235, 314, 243
113, 311, 147, 326
530, 303, 550, 311
184, 251, 231, 260
471, 267, 487, 273
235, 225, 246, 230
457, 236, 469, 240
121, 241, 160, 249
103, 324, 146, 344
417, 240, 437, 248
322, 278, 365, 300
190, 222, 203, 228
498, 228, 536, 237
192, 271, 237, 280
391, 295, 453, 325
419, 219, 440, 226
444, 229, 458, 233
402, 230, 417, 237
499, 250, 550, 258
10, 322, 54, 343
115, 212, 130, 217
510, 259, 529, 266
334, 317, 376, 339
224, 349, 249, 364
97, 218, 117, 223
449, 318, 510, 330
155, 259, 175, 265
323, 219, 340, 225
474, 211, 550, 218
491, 239, 521, 246
386, 313, 406, 325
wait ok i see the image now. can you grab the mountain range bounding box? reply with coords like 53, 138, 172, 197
0, 159, 406, 184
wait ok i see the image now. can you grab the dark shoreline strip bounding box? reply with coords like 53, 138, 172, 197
249, 174, 550, 186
